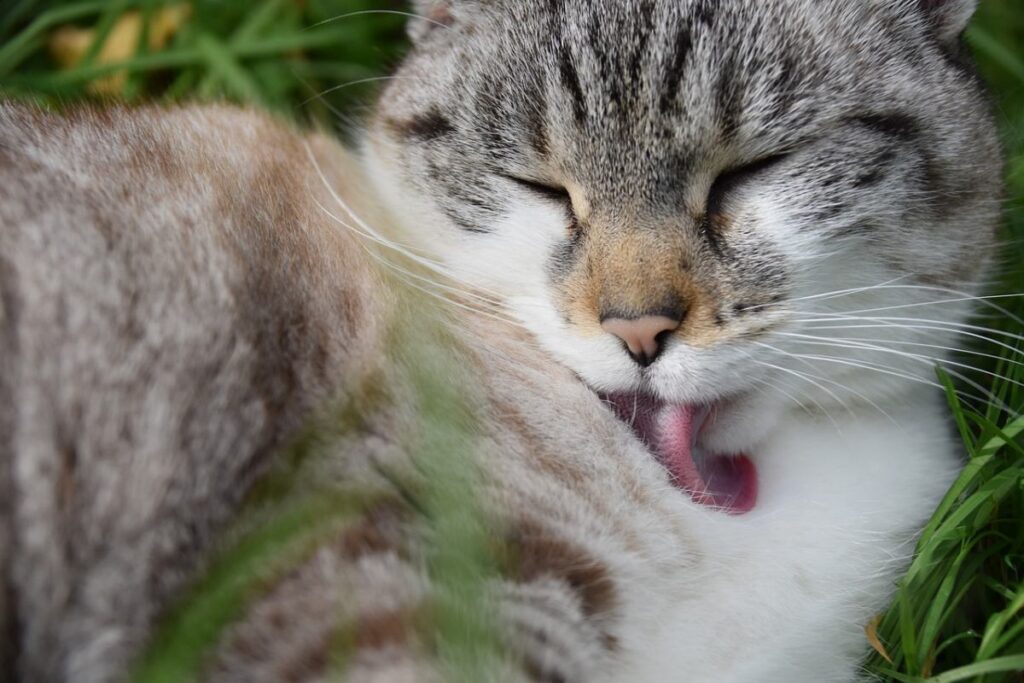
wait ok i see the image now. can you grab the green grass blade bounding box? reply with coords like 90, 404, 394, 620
194, 33, 265, 105
0, 1, 109, 77
928, 655, 1024, 683
78, 0, 133, 68
131, 492, 367, 683
977, 585, 1024, 660
968, 26, 1024, 86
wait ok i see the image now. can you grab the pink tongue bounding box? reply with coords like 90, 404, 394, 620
603, 395, 758, 515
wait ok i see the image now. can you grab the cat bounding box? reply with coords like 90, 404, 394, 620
0, 0, 1004, 682
367, 0, 1003, 457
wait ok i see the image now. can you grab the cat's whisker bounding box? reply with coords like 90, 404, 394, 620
305, 141, 515, 304
775, 331, 1024, 370
801, 293, 1024, 319
766, 282, 1021, 321
288, 70, 350, 123
790, 310, 1024, 341
780, 334, 1023, 401
778, 340, 1013, 412
305, 9, 454, 31
748, 375, 816, 416
754, 342, 900, 425
790, 318, 1024, 359
776, 276, 915, 306
298, 76, 414, 111
764, 342, 1012, 413
748, 358, 847, 432
794, 283, 1024, 326
312, 199, 540, 336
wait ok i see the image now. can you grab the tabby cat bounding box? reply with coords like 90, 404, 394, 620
0, 0, 1003, 681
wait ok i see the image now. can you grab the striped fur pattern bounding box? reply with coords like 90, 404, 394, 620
0, 1, 1005, 682
367, 0, 1003, 450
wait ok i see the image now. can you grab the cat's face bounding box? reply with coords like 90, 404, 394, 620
366, 0, 1002, 451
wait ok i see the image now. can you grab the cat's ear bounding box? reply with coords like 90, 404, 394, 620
914, 0, 979, 45
408, 1, 456, 42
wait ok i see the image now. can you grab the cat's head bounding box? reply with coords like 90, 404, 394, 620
365, 0, 1002, 453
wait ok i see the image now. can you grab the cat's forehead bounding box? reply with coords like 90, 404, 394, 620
465, 1, 886, 193
506, 1, 886, 117
387, 0, 953, 207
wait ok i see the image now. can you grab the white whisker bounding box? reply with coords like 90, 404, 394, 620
764, 341, 1012, 412
307, 9, 453, 31
776, 331, 1024, 370
749, 358, 845, 431
754, 342, 899, 425
298, 76, 412, 110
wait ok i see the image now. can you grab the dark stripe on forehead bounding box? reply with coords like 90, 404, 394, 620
849, 112, 921, 141
692, 0, 721, 29
588, 17, 625, 112
474, 87, 518, 161
853, 150, 898, 187
389, 108, 455, 142
558, 44, 588, 124
629, 0, 657, 86
427, 161, 497, 234
715, 52, 742, 141
547, 234, 584, 282
526, 98, 551, 157
442, 204, 492, 233
659, 22, 693, 113
766, 54, 803, 123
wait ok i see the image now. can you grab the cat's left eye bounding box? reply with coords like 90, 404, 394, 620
706, 153, 790, 216
504, 175, 573, 206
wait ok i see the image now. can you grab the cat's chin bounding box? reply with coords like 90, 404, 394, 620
600, 392, 758, 514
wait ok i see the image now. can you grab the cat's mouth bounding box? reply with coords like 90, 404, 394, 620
601, 393, 758, 515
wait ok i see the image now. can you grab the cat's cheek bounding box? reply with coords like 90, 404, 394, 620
506, 294, 644, 390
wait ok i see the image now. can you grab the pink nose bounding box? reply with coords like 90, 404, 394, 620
601, 315, 681, 363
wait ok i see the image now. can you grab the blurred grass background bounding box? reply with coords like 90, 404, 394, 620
0, 0, 1022, 681
0, 0, 409, 137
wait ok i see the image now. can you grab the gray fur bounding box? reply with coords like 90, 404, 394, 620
0, 105, 386, 681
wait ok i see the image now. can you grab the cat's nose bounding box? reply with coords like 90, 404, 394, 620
601, 314, 681, 367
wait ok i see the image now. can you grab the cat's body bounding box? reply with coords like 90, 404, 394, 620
0, 102, 963, 683
0, 0, 1005, 681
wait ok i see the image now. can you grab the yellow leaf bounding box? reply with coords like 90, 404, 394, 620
48, 4, 192, 96
865, 615, 894, 665
148, 4, 191, 51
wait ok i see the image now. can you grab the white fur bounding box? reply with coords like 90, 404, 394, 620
613, 398, 958, 682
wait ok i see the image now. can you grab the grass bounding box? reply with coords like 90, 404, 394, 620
1, 1, 1022, 681
0, 0, 408, 133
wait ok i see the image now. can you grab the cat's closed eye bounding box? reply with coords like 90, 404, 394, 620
505, 174, 581, 235
505, 174, 572, 205
706, 153, 791, 218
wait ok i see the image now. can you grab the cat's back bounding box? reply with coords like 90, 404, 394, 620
0, 102, 392, 681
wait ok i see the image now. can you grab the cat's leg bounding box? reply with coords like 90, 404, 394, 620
199, 504, 623, 683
